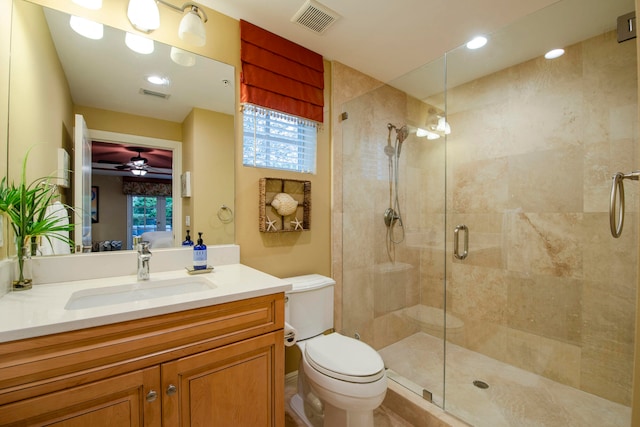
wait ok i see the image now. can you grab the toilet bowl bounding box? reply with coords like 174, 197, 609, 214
284, 274, 388, 427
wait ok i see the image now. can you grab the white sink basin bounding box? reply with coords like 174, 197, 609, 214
65, 277, 215, 310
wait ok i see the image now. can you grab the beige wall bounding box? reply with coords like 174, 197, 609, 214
235, 59, 332, 278
444, 30, 637, 406
9, 0, 73, 185
91, 174, 127, 244
0, 0, 12, 260
186, 108, 235, 245
75, 106, 182, 142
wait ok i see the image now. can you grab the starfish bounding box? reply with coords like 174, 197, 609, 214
266, 216, 277, 232
291, 217, 303, 230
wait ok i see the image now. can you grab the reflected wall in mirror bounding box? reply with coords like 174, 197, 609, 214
8, 0, 236, 255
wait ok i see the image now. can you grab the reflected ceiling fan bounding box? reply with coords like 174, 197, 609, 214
115, 148, 151, 176
96, 146, 169, 177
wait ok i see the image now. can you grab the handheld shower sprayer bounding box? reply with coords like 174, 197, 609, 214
384, 122, 407, 262
386, 123, 408, 156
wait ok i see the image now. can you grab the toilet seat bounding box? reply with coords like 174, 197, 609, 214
304, 333, 385, 383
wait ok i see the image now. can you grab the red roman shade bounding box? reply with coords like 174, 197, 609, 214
240, 19, 324, 123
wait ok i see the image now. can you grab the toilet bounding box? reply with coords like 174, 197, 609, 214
284, 274, 387, 427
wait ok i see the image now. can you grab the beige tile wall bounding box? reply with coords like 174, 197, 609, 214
334, 29, 637, 406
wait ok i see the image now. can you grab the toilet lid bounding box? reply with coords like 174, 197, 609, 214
304, 334, 385, 383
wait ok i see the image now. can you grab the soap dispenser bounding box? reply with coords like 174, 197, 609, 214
193, 232, 207, 270
182, 230, 194, 246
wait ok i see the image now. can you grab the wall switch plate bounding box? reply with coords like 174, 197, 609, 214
185, 215, 190, 226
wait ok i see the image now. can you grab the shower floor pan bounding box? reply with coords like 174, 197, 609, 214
379, 332, 630, 427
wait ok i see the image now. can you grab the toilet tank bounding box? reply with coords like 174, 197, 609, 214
283, 274, 335, 340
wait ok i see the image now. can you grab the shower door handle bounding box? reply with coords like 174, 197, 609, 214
453, 224, 468, 260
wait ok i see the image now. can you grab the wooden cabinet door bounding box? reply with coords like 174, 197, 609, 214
0, 367, 161, 427
162, 330, 284, 427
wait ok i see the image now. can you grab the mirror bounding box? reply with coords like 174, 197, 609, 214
8, 0, 236, 254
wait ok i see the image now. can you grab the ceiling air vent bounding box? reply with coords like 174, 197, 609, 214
139, 88, 170, 99
291, 0, 340, 34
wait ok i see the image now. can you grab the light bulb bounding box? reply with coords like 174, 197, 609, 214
437, 117, 451, 135
170, 47, 196, 67
545, 48, 565, 59
466, 36, 487, 50
127, 0, 160, 32
125, 32, 154, 54
69, 16, 103, 40
178, 7, 206, 47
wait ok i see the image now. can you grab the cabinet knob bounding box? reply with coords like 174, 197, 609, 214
146, 390, 158, 402
166, 384, 177, 396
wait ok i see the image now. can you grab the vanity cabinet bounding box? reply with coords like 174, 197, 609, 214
0, 293, 285, 426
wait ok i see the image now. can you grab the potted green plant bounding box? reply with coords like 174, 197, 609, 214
0, 148, 74, 290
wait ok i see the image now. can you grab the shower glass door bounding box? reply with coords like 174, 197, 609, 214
439, 0, 637, 425
338, 56, 448, 406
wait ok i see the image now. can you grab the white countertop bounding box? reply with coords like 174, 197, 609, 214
0, 264, 291, 343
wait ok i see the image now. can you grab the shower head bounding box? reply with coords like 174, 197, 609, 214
396, 125, 408, 144
385, 123, 408, 156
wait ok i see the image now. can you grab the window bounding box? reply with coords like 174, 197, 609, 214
242, 105, 317, 173
127, 195, 173, 248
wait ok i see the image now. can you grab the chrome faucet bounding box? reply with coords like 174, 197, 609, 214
137, 241, 152, 281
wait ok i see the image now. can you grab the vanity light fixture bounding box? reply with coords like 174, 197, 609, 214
127, 0, 160, 32
125, 32, 155, 54
436, 116, 451, 135
170, 46, 196, 67
72, 0, 102, 10
178, 5, 207, 46
416, 128, 440, 140
127, 0, 209, 47
69, 15, 103, 40
131, 168, 148, 176
544, 48, 565, 59
466, 35, 488, 50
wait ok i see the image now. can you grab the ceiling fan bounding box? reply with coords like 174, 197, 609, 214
115, 148, 151, 176
96, 146, 170, 177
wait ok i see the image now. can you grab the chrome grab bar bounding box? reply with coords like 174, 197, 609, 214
453, 224, 469, 260
610, 171, 640, 238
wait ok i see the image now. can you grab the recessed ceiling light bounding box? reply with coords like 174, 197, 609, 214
146, 75, 170, 86
69, 15, 103, 40
466, 36, 488, 50
125, 32, 154, 54
544, 48, 565, 59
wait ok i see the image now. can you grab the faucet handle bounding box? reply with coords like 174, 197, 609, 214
140, 241, 152, 254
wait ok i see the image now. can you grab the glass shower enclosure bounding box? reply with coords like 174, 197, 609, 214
339, 0, 638, 425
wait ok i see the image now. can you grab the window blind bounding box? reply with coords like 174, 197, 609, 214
240, 20, 324, 123
242, 104, 317, 173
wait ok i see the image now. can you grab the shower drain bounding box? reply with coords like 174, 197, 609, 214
473, 380, 489, 389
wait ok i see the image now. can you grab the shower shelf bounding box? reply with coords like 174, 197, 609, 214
259, 177, 311, 232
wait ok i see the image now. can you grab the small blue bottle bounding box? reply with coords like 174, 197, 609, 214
193, 232, 207, 270
182, 230, 194, 246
